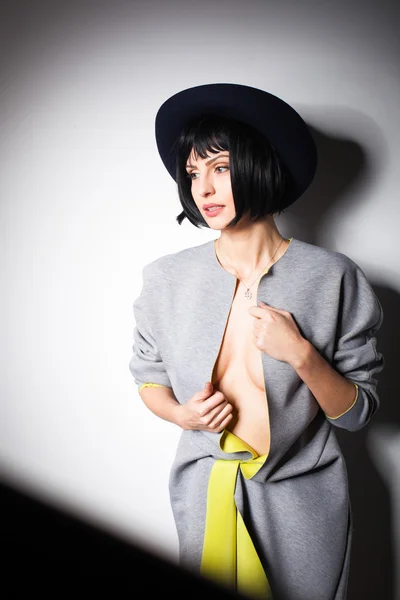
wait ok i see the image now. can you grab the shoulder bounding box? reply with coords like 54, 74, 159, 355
290, 237, 362, 279
292, 238, 381, 314
141, 240, 209, 284
291, 237, 357, 270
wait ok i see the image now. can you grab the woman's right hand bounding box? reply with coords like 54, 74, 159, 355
178, 381, 233, 432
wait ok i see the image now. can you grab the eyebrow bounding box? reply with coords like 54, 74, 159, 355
186, 153, 229, 169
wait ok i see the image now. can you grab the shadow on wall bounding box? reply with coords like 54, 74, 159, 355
336, 283, 398, 600
284, 105, 387, 244
0, 479, 244, 599
280, 111, 398, 600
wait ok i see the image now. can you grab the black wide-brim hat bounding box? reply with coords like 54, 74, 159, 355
155, 82, 317, 209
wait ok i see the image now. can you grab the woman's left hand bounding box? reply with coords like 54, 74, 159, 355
248, 301, 307, 366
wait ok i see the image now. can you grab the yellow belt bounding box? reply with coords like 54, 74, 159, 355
200, 430, 273, 599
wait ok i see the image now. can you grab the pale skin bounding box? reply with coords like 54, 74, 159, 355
140, 148, 358, 429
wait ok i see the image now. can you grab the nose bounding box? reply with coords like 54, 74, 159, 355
197, 172, 215, 198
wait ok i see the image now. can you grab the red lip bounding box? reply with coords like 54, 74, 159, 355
203, 203, 225, 209
203, 206, 225, 217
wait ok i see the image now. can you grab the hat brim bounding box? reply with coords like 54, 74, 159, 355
155, 82, 317, 209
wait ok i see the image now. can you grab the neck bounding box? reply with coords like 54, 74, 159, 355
215, 214, 285, 279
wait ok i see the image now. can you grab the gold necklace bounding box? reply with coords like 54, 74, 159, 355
215, 236, 284, 300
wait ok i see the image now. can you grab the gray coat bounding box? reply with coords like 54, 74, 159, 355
129, 236, 384, 600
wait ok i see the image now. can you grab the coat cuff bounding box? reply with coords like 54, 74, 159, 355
323, 382, 379, 431
323, 383, 358, 419
138, 382, 170, 393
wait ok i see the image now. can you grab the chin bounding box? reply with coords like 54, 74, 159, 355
206, 212, 235, 228
207, 220, 230, 231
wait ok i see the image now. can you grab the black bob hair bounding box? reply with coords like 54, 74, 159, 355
174, 114, 289, 229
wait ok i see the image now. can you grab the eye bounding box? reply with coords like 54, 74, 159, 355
186, 164, 229, 180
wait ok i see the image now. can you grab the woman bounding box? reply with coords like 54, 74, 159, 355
129, 83, 385, 600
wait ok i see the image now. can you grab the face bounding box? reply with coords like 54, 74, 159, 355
185, 149, 236, 228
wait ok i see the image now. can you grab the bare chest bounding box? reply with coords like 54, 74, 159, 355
211, 278, 271, 456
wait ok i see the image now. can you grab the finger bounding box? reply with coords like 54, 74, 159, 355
262, 305, 286, 314
250, 306, 279, 319
249, 307, 264, 318
214, 412, 234, 433
199, 392, 227, 415
200, 398, 230, 425
253, 334, 264, 350
206, 403, 233, 430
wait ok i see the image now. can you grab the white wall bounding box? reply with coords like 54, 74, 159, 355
1, 0, 399, 581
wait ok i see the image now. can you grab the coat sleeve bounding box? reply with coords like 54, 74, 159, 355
129, 264, 173, 392
323, 263, 385, 431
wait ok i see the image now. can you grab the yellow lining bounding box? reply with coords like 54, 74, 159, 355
143, 237, 294, 597
138, 382, 168, 393
200, 430, 272, 599
324, 383, 359, 419
200, 242, 296, 598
